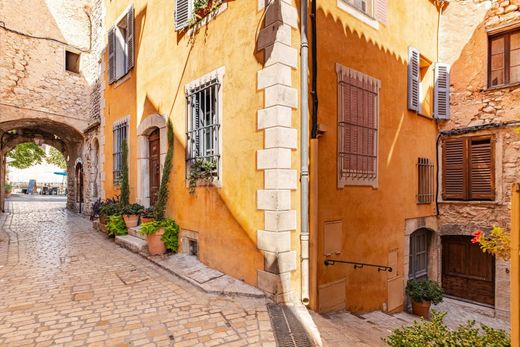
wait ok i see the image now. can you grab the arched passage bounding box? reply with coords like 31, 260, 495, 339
0, 118, 85, 212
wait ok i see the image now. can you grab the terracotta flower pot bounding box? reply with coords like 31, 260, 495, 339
411, 300, 431, 319
99, 215, 108, 226
123, 214, 139, 228
147, 228, 166, 255
141, 217, 155, 224
195, 0, 213, 18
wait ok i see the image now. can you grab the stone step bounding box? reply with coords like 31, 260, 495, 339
115, 235, 147, 254
128, 226, 146, 240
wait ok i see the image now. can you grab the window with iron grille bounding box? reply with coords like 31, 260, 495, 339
417, 157, 434, 204
112, 119, 128, 185
186, 78, 221, 181
337, 64, 381, 188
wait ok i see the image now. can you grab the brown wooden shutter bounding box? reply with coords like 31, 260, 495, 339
443, 138, 467, 200
469, 137, 495, 200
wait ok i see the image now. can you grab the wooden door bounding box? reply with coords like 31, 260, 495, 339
442, 235, 495, 306
148, 129, 160, 206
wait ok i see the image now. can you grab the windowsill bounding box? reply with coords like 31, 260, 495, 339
337, 0, 379, 30
485, 81, 520, 92
112, 71, 132, 89
187, 2, 228, 34
438, 200, 501, 206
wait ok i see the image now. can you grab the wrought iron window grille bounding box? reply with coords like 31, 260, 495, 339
112, 120, 128, 185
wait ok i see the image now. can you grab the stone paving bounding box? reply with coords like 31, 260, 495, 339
0, 198, 277, 346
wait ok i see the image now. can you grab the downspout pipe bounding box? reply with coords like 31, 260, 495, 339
300, 0, 310, 306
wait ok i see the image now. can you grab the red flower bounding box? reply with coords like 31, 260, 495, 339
471, 230, 482, 244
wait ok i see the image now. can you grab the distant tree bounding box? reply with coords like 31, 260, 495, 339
7, 143, 46, 169
46, 147, 66, 169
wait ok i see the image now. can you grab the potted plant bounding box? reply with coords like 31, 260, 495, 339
106, 215, 128, 238
4, 182, 12, 197
99, 198, 121, 230
140, 219, 179, 255
188, 158, 217, 193
406, 279, 443, 319
141, 207, 155, 224
121, 203, 144, 228
194, 0, 213, 18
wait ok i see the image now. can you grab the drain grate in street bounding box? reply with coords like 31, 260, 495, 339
267, 303, 313, 347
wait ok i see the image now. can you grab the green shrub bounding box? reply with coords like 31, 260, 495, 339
142, 207, 155, 218
100, 202, 121, 217
406, 279, 443, 304
140, 218, 179, 252
120, 203, 144, 215
154, 119, 174, 221
106, 215, 127, 237
120, 139, 129, 207
385, 311, 510, 347
188, 158, 217, 193
4, 182, 12, 194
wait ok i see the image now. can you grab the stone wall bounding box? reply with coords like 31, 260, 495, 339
439, 0, 520, 318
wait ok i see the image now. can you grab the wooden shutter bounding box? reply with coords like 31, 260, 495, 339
408, 47, 420, 113
443, 138, 467, 200
374, 0, 387, 25
175, 0, 190, 31
435, 63, 450, 120
469, 138, 495, 200
108, 26, 116, 84
125, 5, 135, 72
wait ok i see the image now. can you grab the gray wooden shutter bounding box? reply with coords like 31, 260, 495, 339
374, 0, 387, 25
175, 0, 190, 31
108, 26, 116, 84
408, 47, 420, 113
434, 63, 450, 120
125, 5, 135, 72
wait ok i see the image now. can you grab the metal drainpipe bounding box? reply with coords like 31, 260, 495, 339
300, 0, 310, 306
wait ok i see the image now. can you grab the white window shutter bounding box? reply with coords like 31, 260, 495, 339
175, 0, 190, 31
374, 0, 387, 25
408, 47, 420, 113
108, 26, 116, 84
125, 5, 135, 72
434, 63, 450, 120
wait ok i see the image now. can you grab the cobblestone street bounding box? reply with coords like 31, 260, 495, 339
0, 198, 277, 346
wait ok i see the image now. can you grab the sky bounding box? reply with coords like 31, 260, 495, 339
7, 163, 67, 184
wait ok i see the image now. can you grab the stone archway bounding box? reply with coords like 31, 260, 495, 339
90, 138, 100, 200
137, 114, 167, 207
75, 160, 84, 213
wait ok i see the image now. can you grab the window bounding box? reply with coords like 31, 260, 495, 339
65, 50, 80, 73
112, 119, 128, 185
488, 30, 520, 87
108, 5, 134, 84
344, 0, 373, 15
442, 136, 495, 201
175, 0, 226, 30
409, 229, 430, 280
336, 64, 380, 188
186, 78, 221, 181
408, 47, 450, 119
417, 157, 434, 204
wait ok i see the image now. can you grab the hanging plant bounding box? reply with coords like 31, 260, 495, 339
188, 158, 217, 194
187, 0, 224, 29
471, 226, 511, 260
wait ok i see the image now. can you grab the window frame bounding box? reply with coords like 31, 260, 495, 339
488, 28, 520, 88
185, 67, 225, 188
442, 135, 496, 201
336, 63, 381, 189
112, 118, 129, 185
108, 5, 134, 84
65, 49, 81, 74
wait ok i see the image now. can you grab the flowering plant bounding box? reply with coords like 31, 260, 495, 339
472, 226, 511, 260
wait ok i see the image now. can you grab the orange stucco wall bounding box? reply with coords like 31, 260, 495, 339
101, 0, 293, 286
315, 0, 440, 313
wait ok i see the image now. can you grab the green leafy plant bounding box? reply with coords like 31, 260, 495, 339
120, 139, 129, 207
106, 215, 127, 237
121, 203, 144, 216
472, 227, 511, 260
187, 0, 223, 29
142, 207, 155, 218
384, 311, 510, 347
406, 279, 443, 304
154, 119, 174, 221
46, 146, 66, 169
4, 182, 12, 194
188, 158, 217, 194
99, 197, 121, 217
140, 219, 179, 252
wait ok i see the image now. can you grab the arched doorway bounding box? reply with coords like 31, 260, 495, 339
148, 129, 161, 206
75, 162, 84, 213
90, 138, 99, 200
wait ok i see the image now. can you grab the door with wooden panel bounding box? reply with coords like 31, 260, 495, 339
148, 129, 160, 207
442, 235, 495, 306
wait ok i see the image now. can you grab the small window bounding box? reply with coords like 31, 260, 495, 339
488, 30, 520, 87
186, 78, 221, 181
344, 0, 373, 16
337, 64, 381, 188
65, 51, 80, 73
442, 136, 495, 201
417, 157, 434, 204
112, 119, 128, 185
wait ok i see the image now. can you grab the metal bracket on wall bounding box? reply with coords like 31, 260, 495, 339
324, 259, 393, 272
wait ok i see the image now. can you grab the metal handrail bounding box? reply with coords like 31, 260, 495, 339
324, 259, 392, 272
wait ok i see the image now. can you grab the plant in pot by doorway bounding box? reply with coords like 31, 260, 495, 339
99, 197, 121, 232
121, 203, 144, 228
141, 207, 155, 224
106, 214, 128, 238
406, 279, 443, 319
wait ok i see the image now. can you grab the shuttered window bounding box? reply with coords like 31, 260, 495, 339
408, 47, 420, 113
337, 64, 381, 188
108, 5, 135, 84
175, 0, 192, 31
488, 29, 520, 87
434, 63, 450, 119
442, 136, 495, 201
417, 158, 434, 204
113, 119, 129, 185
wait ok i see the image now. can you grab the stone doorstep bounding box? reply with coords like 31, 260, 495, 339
127, 226, 146, 240
113, 234, 266, 299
